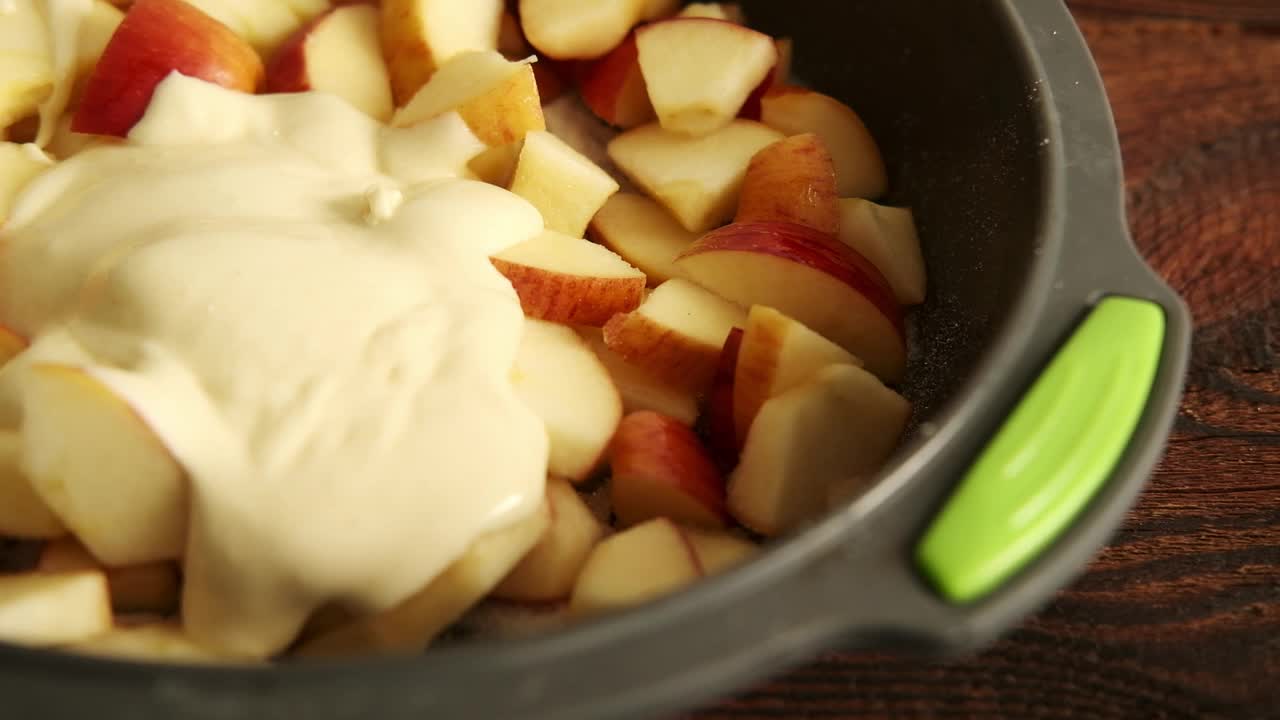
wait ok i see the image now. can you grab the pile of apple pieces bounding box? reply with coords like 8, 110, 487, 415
0, 0, 928, 659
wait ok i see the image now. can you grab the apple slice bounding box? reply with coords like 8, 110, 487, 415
512, 319, 622, 483
580, 328, 699, 427
677, 2, 746, 22
38, 538, 181, 615
588, 192, 697, 285
181, 0, 319, 56
19, 364, 188, 566
0, 142, 51, 223
569, 517, 701, 615
72, 0, 264, 138
760, 87, 887, 199
838, 198, 927, 306
297, 501, 550, 656
380, 0, 503, 105
493, 477, 605, 602
702, 327, 742, 472
683, 527, 756, 574
733, 305, 862, 445
69, 623, 232, 663
675, 222, 906, 382
392, 50, 544, 147
0, 430, 64, 539
266, 4, 393, 122
635, 18, 776, 137
736, 133, 840, 234
608, 120, 783, 233
0, 0, 54, 128
491, 229, 646, 326
610, 410, 727, 529
728, 363, 910, 535
518, 0, 644, 61
0, 571, 112, 646
602, 278, 746, 394
580, 34, 654, 130
508, 129, 620, 237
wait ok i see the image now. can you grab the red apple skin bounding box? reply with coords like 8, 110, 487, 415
579, 34, 652, 128
264, 8, 332, 92
610, 410, 729, 528
73, 0, 264, 137
702, 327, 742, 473
680, 222, 904, 339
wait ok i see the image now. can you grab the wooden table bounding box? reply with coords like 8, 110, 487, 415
700, 2, 1280, 717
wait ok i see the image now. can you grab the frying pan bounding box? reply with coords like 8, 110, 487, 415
0, 1, 1190, 717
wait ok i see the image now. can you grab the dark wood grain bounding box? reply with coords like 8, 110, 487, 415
699, 2, 1280, 717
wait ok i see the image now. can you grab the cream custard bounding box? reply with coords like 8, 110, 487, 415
0, 74, 550, 656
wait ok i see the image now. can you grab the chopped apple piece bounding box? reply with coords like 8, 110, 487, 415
512, 320, 622, 482
610, 410, 727, 529
69, 623, 233, 663
508, 129, 620, 237
494, 477, 605, 601
676, 222, 906, 382
569, 517, 701, 615
588, 192, 697, 285
580, 328, 699, 426
0, 142, 50, 223
728, 363, 909, 535
607, 120, 783, 233
380, 0, 503, 105
580, 34, 654, 130
266, 4, 393, 121
72, 0, 264, 138
297, 501, 550, 656
733, 305, 861, 445
0, 0, 54, 128
182, 0, 316, 56
837, 198, 927, 305
20, 364, 188, 566
736, 133, 840, 234
683, 527, 756, 574
518, 0, 644, 60
602, 278, 746, 393
0, 571, 112, 646
467, 141, 522, 186
38, 538, 181, 615
677, 2, 746, 22
392, 50, 543, 146
491, 229, 646, 326
760, 87, 887, 199
0, 430, 64, 539
702, 327, 742, 471
636, 18, 776, 136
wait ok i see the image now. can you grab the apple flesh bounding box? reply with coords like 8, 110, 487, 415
760, 86, 887, 199
508, 129, 620, 237
736, 133, 840, 234
69, 623, 233, 663
602, 277, 746, 394
607, 119, 784, 233
837, 198, 927, 306
636, 18, 775, 136
609, 410, 728, 529
266, 3, 394, 122
181, 0, 323, 56
0, 430, 65, 539
568, 517, 700, 615
728, 363, 910, 535
580, 328, 699, 426
392, 50, 544, 147
491, 229, 646, 326
579, 34, 654, 130
0, 0, 54, 128
380, 0, 504, 105
518, 0, 645, 60
682, 527, 755, 574
493, 477, 605, 602
72, 0, 264, 138
0, 571, 112, 647
0, 143, 52, 224
587, 192, 697, 285
675, 222, 906, 382
37, 538, 181, 615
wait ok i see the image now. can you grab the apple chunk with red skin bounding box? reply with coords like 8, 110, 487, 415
837, 198, 927, 306
72, 0, 264, 138
588, 192, 698, 286
580, 328, 699, 426
519, 0, 645, 61
392, 50, 544, 147
491, 229, 645, 326
579, 34, 654, 130
760, 86, 887, 200
675, 222, 905, 383
736, 133, 840, 234
609, 410, 728, 530
379, 0, 504, 105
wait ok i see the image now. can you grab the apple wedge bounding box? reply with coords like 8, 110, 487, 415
588, 192, 697, 285
297, 501, 550, 656
0, 571, 112, 646
266, 4, 393, 122
491, 229, 646, 326
69, 623, 232, 663
728, 363, 910, 535
508, 129, 620, 237
182, 0, 320, 56
493, 477, 605, 602
580, 34, 654, 130
392, 50, 543, 146
683, 527, 756, 574
19, 364, 188, 566
0, 142, 51, 223
380, 0, 503, 106
760, 87, 887, 199
512, 319, 622, 483
838, 198, 927, 306
607, 120, 783, 233
610, 410, 727, 529
736, 133, 840, 234
580, 328, 699, 426
733, 305, 862, 445
38, 538, 181, 615
636, 18, 775, 136
702, 327, 742, 472
0, 0, 54, 128
675, 222, 906, 382
569, 517, 701, 615
677, 2, 746, 22
72, 0, 264, 138
602, 278, 746, 394
0, 430, 64, 539
518, 0, 644, 61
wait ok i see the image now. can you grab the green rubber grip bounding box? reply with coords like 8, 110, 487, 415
916, 296, 1166, 603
